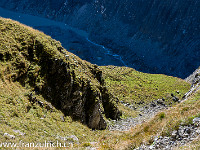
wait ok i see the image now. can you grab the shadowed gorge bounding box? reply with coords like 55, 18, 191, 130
0, 0, 199, 78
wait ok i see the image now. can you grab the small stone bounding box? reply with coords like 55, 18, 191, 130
37, 101, 44, 107
184, 128, 191, 134
171, 130, 178, 139
157, 99, 165, 105
150, 102, 156, 107
172, 96, 179, 102
67, 135, 79, 144
13, 130, 25, 136
61, 116, 65, 122
196, 128, 200, 134
65, 55, 69, 60
4, 133, 15, 139
193, 117, 200, 125
149, 145, 154, 149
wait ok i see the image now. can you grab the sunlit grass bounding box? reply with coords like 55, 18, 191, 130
0, 17, 198, 149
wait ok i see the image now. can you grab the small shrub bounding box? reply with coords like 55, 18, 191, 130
11, 110, 19, 117
0, 70, 5, 82
182, 116, 195, 126
144, 125, 149, 132
180, 107, 189, 114
195, 113, 200, 118
159, 112, 166, 120
82, 142, 92, 147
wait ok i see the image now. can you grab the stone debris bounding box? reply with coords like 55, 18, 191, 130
109, 96, 200, 149
135, 117, 200, 150
109, 99, 168, 131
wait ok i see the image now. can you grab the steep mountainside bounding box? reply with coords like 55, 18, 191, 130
1, 18, 199, 149
0, 18, 121, 130
0, 0, 199, 78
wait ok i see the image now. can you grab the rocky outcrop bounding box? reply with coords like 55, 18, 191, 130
185, 67, 200, 85
0, 0, 199, 78
0, 18, 121, 130
183, 67, 200, 99
135, 117, 200, 150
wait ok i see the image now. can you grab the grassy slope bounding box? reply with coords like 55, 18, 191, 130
98, 90, 200, 149
0, 17, 108, 149
0, 17, 198, 149
0, 79, 103, 147
0, 17, 122, 130
100, 66, 190, 117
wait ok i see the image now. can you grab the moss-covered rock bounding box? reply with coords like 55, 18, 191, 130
0, 17, 120, 129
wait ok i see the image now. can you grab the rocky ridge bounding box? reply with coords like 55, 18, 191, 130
183, 67, 200, 100
0, 0, 200, 78
0, 18, 121, 130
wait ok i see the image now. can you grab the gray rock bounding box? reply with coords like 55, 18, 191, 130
4, 133, 15, 139
67, 135, 79, 144
193, 117, 200, 126
172, 96, 179, 102
184, 128, 191, 134
136, 122, 200, 150
65, 55, 69, 60
171, 130, 178, 139
196, 128, 200, 134
60, 116, 65, 122
156, 99, 165, 106
150, 102, 156, 107
13, 130, 25, 136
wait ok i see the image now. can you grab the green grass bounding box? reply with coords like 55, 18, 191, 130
0, 17, 198, 150
101, 66, 190, 105
0, 80, 105, 148
100, 66, 190, 117
94, 90, 200, 149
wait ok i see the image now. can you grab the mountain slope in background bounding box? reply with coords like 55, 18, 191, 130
0, 0, 199, 78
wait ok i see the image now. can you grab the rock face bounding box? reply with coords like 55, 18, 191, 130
185, 67, 200, 85
0, 18, 121, 129
0, 0, 200, 78
183, 67, 200, 99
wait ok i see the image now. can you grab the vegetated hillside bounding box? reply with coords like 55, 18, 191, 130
0, 17, 122, 131
0, 0, 199, 78
108, 90, 200, 149
100, 66, 190, 117
0, 18, 195, 149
